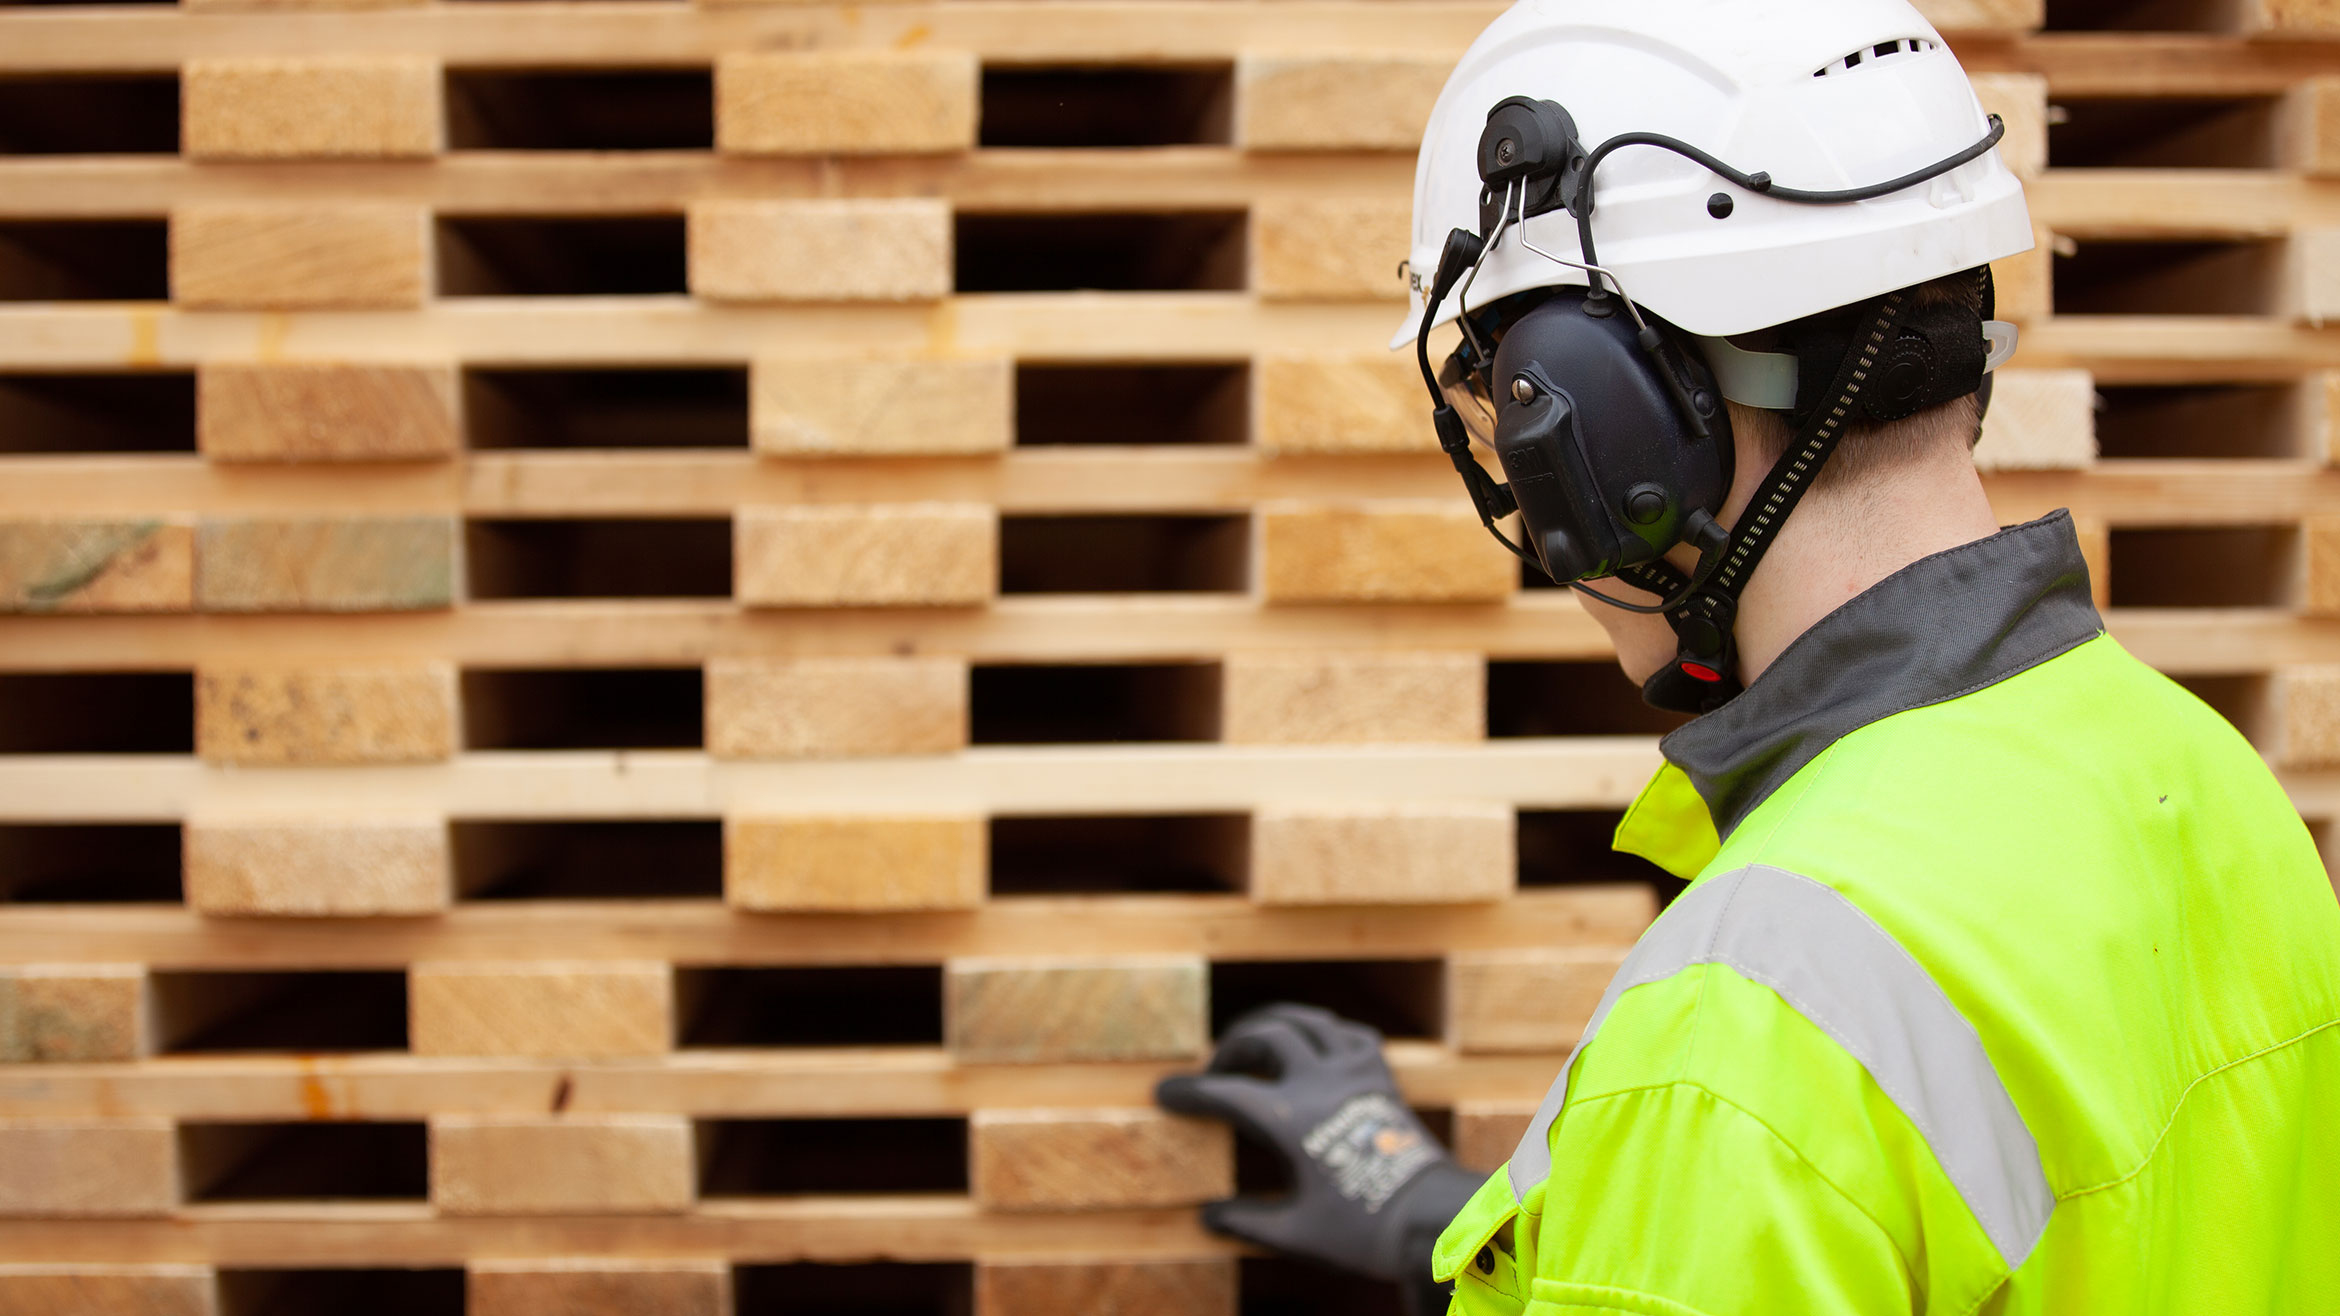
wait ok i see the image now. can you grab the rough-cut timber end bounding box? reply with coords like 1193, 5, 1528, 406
1255, 353, 1438, 455
727, 814, 987, 911
1259, 500, 1516, 604
1250, 803, 1516, 905
1452, 1102, 1539, 1175
183, 817, 452, 917
0, 1265, 219, 1316
0, 520, 195, 614
717, 51, 978, 155
195, 516, 457, 613
1993, 227, 2054, 324
196, 661, 458, 765
171, 205, 430, 310
411, 962, 675, 1058
1974, 369, 2099, 471
1253, 198, 1412, 301
753, 356, 1013, 455
2272, 666, 2340, 768
976, 1258, 1239, 1316
1223, 651, 1486, 744
689, 199, 952, 303
947, 957, 1208, 1064
0, 965, 150, 1063
1236, 55, 1448, 151
970, 1108, 1234, 1211
197, 362, 460, 462
735, 503, 997, 607
469, 1259, 731, 1316
430, 1116, 697, 1215
183, 56, 443, 160
1970, 73, 2049, 179
1448, 948, 1626, 1053
0, 1121, 179, 1217
706, 656, 969, 759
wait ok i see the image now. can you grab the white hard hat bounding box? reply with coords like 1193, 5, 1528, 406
1391, 0, 2035, 348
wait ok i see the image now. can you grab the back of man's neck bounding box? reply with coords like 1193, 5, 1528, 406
1732, 454, 2004, 685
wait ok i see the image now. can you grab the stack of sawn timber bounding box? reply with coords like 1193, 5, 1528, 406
2, 0, 2339, 1311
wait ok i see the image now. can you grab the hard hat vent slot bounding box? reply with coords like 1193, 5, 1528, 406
1813, 37, 1938, 78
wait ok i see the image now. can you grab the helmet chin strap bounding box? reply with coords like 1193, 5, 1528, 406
1605, 290, 1914, 716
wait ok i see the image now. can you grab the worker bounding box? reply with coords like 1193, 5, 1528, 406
1159, 1, 2340, 1312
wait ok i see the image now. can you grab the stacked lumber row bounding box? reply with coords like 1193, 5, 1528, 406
4, 0, 2340, 1311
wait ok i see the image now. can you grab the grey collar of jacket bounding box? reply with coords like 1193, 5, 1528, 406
1660, 509, 2105, 841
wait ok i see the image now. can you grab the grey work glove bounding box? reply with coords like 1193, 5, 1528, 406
1156, 1003, 1482, 1311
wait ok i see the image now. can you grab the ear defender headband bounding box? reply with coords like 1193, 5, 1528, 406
1414, 97, 2011, 714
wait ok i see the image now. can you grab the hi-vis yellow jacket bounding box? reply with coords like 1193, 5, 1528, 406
1437, 513, 2340, 1315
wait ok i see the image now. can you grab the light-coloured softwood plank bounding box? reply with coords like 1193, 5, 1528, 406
0, 1120, 178, 1217
725, 814, 987, 912
0, 520, 193, 614
0, 1265, 218, 1316
706, 656, 968, 759
195, 661, 457, 765
2245, 0, 2340, 36
752, 356, 1012, 456
976, 1257, 1237, 1316
183, 816, 451, 917
2271, 665, 2340, 768
182, 56, 441, 160
1222, 650, 1484, 744
1451, 1100, 1535, 1175
1447, 948, 1622, 1054
1249, 803, 1514, 905
947, 957, 1207, 1064
735, 503, 996, 607
411, 962, 673, 1059
1259, 499, 1516, 604
431, 1116, 696, 1216
1970, 72, 2047, 180
1254, 353, 1437, 455
194, 515, 456, 612
0, 888, 1657, 974
970, 1108, 1231, 1211
717, 51, 977, 155
1235, 55, 1448, 151
1973, 369, 2098, 472
469, 1259, 730, 1316
197, 362, 459, 463
0, 965, 148, 1064
170, 205, 430, 311
1252, 197, 1411, 302
689, 200, 952, 303
2308, 520, 2340, 615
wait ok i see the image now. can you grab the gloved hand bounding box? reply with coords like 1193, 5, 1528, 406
1156, 1003, 1483, 1303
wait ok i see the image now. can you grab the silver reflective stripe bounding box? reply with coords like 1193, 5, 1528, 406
1508, 864, 2054, 1269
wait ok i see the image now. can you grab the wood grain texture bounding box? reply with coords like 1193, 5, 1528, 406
1252, 197, 1411, 301
194, 516, 456, 612
195, 661, 457, 765
0, 1120, 178, 1217
976, 1258, 1237, 1316
1447, 948, 1623, 1054
1260, 500, 1515, 603
197, 363, 459, 463
0, 520, 193, 614
1451, 1101, 1536, 1175
411, 962, 674, 1058
1974, 369, 2099, 471
469, 1259, 730, 1316
689, 200, 952, 303
0, 965, 148, 1064
1236, 55, 1448, 151
1994, 227, 2054, 323
2307, 520, 2340, 615
1250, 803, 1515, 905
0, 1265, 218, 1316
735, 503, 996, 607
1254, 353, 1437, 455
2273, 665, 2340, 767
171, 205, 430, 310
970, 1108, 1232, 1210
717, 51, 978, 155
2247, 0, 2340, 34
183, 56, 441, 160
706, 656, 968, 759
1971, 72, 2048, 179
431, 1116, 696, 1215
726, 814, 986, 911
946, 957, 1207, 1064
1222, 651, 1484, 744
753, 357, 1013, 455
182, 817, 451, 917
